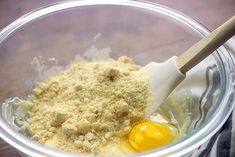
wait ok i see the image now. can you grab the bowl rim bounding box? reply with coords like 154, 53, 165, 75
0, 0, 234, 157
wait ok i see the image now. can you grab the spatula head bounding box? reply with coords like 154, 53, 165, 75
144, 56, 185, 116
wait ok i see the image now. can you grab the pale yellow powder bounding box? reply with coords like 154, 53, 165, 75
27, 56, 150, 154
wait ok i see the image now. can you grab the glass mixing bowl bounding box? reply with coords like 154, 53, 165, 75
0, 0, 235, 157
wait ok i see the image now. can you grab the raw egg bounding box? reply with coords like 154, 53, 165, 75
128, 121, 176, 152
98, 115, 179, 156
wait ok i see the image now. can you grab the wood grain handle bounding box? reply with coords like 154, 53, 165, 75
176, 15, 235, 73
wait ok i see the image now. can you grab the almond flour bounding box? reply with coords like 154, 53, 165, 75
27, 56, 150, 154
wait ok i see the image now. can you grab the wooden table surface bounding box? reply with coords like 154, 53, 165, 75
0, 0, 234, 156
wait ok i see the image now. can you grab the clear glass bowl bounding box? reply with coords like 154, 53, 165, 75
0, 0, 235, 157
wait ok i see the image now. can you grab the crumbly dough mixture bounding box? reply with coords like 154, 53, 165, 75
27, 56, 150, 154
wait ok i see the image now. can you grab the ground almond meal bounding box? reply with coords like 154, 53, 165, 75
27, 56, 150, 154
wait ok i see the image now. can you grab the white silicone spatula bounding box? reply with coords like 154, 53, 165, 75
145, 15, 235, 116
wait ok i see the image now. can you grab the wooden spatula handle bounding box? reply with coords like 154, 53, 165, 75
176, 15, 235, 73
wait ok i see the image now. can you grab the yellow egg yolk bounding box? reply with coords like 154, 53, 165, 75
128, 121, 174, 152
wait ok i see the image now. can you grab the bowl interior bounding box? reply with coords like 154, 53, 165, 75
0, 4, 204, 100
